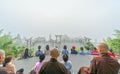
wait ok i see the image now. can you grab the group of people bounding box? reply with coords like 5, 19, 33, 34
62, 45, 93, 55
30, 47, 72, 74
34, 44, 98, 57
0, 42, 119, 74
0, 50, 24, 74
28, 42, 120, 74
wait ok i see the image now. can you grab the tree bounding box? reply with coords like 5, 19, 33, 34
83, 41, 94, 50
105, 30, 120, 55
0, 30, 25, 58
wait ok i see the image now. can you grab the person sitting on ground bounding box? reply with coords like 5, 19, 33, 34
85, 47, 91, 55
39, 48, 69, 74
61, 45, 69, 54
35, 45, 43, 57
61, 54, 72, 74
24, 48, 31, 59
70, 46, 78, 54
44, 45, 50, 55
0, 50, 23, 74
33, 54, 45, 74
79, 47, 85, 55
78, 43, 120, 74
0, 49, 8, 74
91, 47, 99, 55
3, 56, 16, 74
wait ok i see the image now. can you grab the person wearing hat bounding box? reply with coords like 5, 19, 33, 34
39, 48, 69, 74
78, 43, 120, 74
70, 45, 78, 54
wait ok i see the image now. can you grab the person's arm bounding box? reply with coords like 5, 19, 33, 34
62, 64, 69, 74
39, 61, 48, 74
88, 58, 97, 74
7, 63, 16, 74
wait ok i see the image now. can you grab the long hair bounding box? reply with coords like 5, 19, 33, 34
3, 56, 12, 67
46, 45, 49, 50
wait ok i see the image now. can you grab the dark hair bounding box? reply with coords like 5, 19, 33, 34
94, 47, 97, 50
109, 48, 113, 52
17, 68, 24, 73
87, 47, 90, 50
63, 54, 68, 62
25, 48, 28, 53
46, 45, 49, 50
38, 45, 41, 49
3, 56, 12, 67
80, 47, 84, 51
63, 45, 67, 49
39, 54, 45, 62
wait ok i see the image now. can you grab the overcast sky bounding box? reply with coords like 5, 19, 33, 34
0, 0, 120, 41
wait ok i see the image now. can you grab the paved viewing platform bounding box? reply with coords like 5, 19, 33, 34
14, 55, 93, 74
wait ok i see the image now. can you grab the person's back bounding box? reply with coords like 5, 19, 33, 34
61, 54, 72, 74
24, 48, 29, 59
62, 45, 69, 54
78, 43, 120, 74
61, 61, 72, 70
40, 59, 68, 74
34, 54, 45, 74
36, 45, 43, 57
71, 46, 78, 54
79, 47, 85, 55
62, 49, 69, 54
44, 45, 50, 55
71, 49, 78, 54
39, 48, 69, 74
92, 47, 99, 55
85, 47, 91, 55
90, 53, 120, 74
3, 56, 16, 74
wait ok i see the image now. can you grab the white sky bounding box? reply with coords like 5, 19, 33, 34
0, 0, 120, 41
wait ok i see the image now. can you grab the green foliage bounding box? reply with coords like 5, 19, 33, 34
83, 42, 94, 50
76, 48, 80, 52
0, 34, 13, 49
0, 30, 25, 58
105, 30, 120, 54
29, 48, 35, 56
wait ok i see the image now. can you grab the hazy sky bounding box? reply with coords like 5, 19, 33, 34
0, 0, 120, 41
